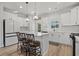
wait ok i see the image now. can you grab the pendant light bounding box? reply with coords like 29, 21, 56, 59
33, 13, 39, 20
33, 2, 39, 20
25, 2, 30, 21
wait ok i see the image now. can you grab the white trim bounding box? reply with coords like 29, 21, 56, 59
43, 43, 49, 56
42, 49, 48, 56
42, 44, 49, 56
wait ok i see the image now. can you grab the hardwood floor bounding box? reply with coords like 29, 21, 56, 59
0, 44, 20, 56
0, 43, 73, 56
46, 43, 73, 56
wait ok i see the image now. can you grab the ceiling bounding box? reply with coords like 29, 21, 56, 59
1, 2, 79, 18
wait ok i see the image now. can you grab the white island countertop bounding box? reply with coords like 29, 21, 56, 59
34, 32, 49, 37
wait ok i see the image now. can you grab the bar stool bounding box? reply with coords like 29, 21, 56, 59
20, 41, 29, 55
24, 34, 35, 55
18, 34, 35, 55
19, 33, 29, 55
16, 32, 28, 55
25, 34, 41, 56
16, 32, 22, 51
17, 33, 41, 56
29, 40, 41, 56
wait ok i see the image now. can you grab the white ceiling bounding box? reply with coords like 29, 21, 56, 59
1, 2, 79, 18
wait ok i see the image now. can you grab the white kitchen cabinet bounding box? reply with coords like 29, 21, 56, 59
60, 13, 65, 25
22, 20, 30, 26
5, 19, 14, 33
0, 22, 3, 48
0, 23, 3, 47
35, 33, 49, 55
61, 6, 79, 26
77, 6, 79, 24
49, 32, 72, 45
0, 4, 5, 47
61, 11, 71, 26
19, 20, 30, 32
5, 36, 18, 46
71, 7, 78, 25
14, 21, 20, 32
76, 42, 79, 56
4, 12, 28, 32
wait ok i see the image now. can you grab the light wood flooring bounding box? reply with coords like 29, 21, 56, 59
0, 43, 73, 56
46, 43, 72, 56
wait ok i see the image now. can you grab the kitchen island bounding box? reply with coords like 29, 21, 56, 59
35, 32, 49, 55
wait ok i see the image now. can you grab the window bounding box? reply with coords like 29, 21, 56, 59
51, 21, 59, 28
38, 23, 41, 32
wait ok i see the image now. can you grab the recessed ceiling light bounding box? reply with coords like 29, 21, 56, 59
14, 11, 18, 13
20, 5, 22, 8
48, 8, 51, 11
31, 11, 35, 14
57, 2, 61, 4
26, 18, 30, 22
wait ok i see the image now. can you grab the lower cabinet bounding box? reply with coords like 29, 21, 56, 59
75, 37, 79, 56
0, 22, 3, 48
0, 36, 3, 48
5, 37, 18, 46
49, 33, 72, 46
76, 42, 79, 56
14, 21, 20, 32
35, 34, 49, 55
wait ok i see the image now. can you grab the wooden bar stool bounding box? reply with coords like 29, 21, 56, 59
25, 34, 41, 56
16, 32, 28, 55
19, 33, 34, 55
16, 33, 41, 56
29, 40, 41, 56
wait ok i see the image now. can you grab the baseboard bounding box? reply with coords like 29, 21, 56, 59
0, 43, 17, 48
49, 41, 72, 47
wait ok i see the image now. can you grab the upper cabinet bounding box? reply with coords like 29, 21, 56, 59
71, 7, 78, 25
77, 6, 79, 24
5, 19, 14, 33
61, 11, 71, 25
60, 6, 79, 26
4, 12, 30, 32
